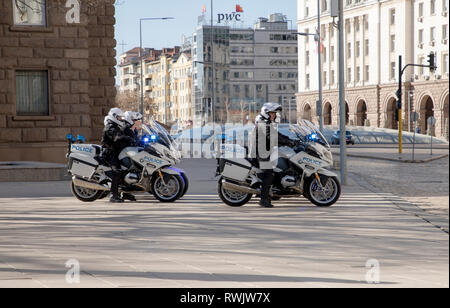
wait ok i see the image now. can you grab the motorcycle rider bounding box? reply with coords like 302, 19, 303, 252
251, 102, 296, 208
124, 111, 143, 139
101, 108, 137, 203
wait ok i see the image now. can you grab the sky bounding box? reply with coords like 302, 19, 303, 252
114, 0, 298, 56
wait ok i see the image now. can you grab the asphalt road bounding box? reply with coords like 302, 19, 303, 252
0, 159, 448, 288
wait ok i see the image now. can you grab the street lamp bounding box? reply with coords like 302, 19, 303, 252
139, 17, 175, 118
294, 27, 323, 133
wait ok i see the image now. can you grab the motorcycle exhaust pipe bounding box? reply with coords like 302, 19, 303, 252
222, 181, 259, 195
72, 177, 109, 191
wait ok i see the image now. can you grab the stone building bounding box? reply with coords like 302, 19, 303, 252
296, 0, 449, 140
0, 0, 117, 163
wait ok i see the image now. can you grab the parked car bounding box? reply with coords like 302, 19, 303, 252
331, 131, 356, 145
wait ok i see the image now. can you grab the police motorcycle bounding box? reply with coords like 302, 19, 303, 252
217, 120, 341, 207
66, 120, 188, 203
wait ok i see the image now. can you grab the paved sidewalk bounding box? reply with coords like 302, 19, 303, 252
331, 144, 449, 163
0, 177, 448, 288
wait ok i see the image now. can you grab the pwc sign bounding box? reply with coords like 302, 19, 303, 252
217, 5, 244, 23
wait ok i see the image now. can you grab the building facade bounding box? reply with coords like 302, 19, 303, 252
0, 0, 117, 162
296, 0, 449, 139
192, 14, 299, 126
170, 53, 194, 129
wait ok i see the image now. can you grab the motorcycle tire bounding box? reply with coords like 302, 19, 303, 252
218, 179, 252, 207
304, 176, 341, 207
71, 180, 105, 203
180, 172, 189, 198
151, 174, 185, 203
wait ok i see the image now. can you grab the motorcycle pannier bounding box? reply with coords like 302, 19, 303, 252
222, 159, 251, 182
68, 153, 98, 179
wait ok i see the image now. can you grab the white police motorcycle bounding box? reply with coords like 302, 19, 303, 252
217, 120, 341, 207
66, 120, 188, 203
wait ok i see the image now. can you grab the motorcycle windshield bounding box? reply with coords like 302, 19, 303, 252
142, 120, 176, 149
289, 120, 330, 148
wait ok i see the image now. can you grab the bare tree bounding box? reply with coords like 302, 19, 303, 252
115, 90, 157, 120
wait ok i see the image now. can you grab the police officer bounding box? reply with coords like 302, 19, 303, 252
251, 103, 295, 208
101, 108, 137, 203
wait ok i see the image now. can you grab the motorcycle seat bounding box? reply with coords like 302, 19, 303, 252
245, 157, 259, 167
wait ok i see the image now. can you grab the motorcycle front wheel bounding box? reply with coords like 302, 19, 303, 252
151, 174, 184, 203
304, 176, 341, 207
218, 179, 252, 207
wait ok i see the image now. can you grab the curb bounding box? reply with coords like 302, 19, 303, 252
332, 153, 449, 164
347, 153, 449, 163
0, 162, 70, 182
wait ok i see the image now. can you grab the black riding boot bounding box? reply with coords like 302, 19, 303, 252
109, 171, 124, 203
259, 169, 274, 208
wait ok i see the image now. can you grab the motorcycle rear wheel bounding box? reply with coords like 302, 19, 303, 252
71, 180, 104, 202
218, 179, 252, 207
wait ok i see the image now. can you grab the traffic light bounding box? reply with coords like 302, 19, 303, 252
427, 52, 436, 72
395, 89, 401, 122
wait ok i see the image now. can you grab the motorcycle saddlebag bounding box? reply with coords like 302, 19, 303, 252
221, 159, 252, 182
68, 153, 98, 180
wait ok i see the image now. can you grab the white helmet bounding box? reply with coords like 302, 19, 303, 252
105, 108, 128, 127
124, 111, 143, 124
260, 102, 282, 120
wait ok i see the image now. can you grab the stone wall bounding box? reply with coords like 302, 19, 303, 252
0, 0, 116, 162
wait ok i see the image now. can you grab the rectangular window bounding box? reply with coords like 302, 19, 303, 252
323, 47, 327, 63
365, 39, 369, 56
331, 70, 335, 85
347, 68, 352, 83
364, 65, 370, 82
443, 53, 449, 75
321, 0, 328, 12
323, 71, 327, 86
305, 74, 310, 89
444, 0, 449, 12
347, 42, 352, 58
390, 9, 395, 25
430, 27, 436, 41
443, 25, 448, 40
356, 66, 361, 82
419, 29, 424, 43
356, 41, 360, 57
364, 15, 369, 31
331, 46, 335, 62
418, 3, 424, 17
390, 62, 396, 80
16, 70, 49, 116
419, 56, 425, 75
431, 0, 436, 15
390, 35, 395, 52
13, 0, 46, 26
